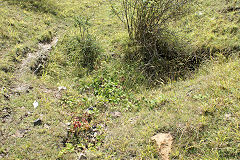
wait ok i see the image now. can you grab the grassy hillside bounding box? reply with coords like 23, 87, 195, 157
0, 0, 239, 159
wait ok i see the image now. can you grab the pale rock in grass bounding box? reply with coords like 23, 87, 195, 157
111, 111, 122, 118
224, 113, 231, 120
44, 124, 50, 129
78, 153, 87, 160
33, 100, 39, 108
196, 11, 204, 16
13, 130, 24, 138
13, 129, 29, 138
58, 86, 67, 92
66, 122, 71, 126
151, 133, 173, 160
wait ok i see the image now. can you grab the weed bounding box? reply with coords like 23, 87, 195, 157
59, 111, 104, 159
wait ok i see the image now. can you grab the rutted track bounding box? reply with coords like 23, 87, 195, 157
11, 37, 58, 94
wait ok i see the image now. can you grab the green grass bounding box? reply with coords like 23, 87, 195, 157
172, 0, 240, 55
0, 0, 240, 159
101, 55, 240, 159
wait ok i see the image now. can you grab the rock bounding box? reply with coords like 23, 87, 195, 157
58, 86, 67, 92
34, 119, 42, 126
20, 106, 25, 110
151, 133, 173, 160
39, 114, 44, 119
3, 94, 10, 100
93, 132, 98, 137
33, 100, 39, 108
44, 124, 50, 129
78, 153, 87, 160
13, 129, 29, 138
111, 111, 122, 118
196, 11, 204, 16
55, 92, 61, 99
66, 122, 71, 126
13, 130, 24, 138
25, 111, 32, 117
88, 107, 94, 111
224, 113, 231, 120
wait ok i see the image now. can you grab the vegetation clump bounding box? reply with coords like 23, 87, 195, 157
111, 0, 194, 82
60, 111, 104, 157
63, 16, 101, 76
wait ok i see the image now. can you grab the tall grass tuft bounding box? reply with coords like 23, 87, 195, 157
65, 16, 101, 76
111, 0, 195, 83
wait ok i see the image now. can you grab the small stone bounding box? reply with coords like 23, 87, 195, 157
13, 130, 24, 138
13, 129, 29, 138
78, 153, 87, 160
66, 122, 71, 126
88, 107, 94, 111
33, 100, 39, 108
34, 119, 42, 126
58, 86, 67, 91
55, 92, 61, 99
40, 114, 44, 119
196, 11, 204, 16
224, 113, 231, 120
20, 106, 25, 110
28, 111, 32, 115
111, 111, 122, 118
44, 124, 50, 129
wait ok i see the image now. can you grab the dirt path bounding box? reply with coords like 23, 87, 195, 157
11, 37, 58, 94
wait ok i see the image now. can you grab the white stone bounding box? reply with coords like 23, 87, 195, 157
58, 86, 67, 91
33, 100, 39, 108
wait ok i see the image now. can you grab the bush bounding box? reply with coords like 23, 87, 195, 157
66, 34, 100, 71
111, 0, 193, 82
65, 16, 101, 74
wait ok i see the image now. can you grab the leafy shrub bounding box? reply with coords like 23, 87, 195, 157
90, 76, 126, 103
77, 71, 131, 111
112, 0, 193, 82
65, 16, 101, 75
113, 0, 190, 43
66, 35, 100, 72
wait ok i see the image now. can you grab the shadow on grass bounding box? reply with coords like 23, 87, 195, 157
121, 29, 240, 88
